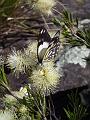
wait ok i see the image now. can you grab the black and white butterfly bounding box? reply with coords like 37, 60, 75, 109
37, 27, 61, 64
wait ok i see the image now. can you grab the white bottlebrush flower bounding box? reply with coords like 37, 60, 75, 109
7, 49, 26, 75
7, 48, 35, 76
4, 88, 28, 104
13, 88, 28, 99
58, 45, 90, 68
0, 110, 15, 120
33, 0, 56, 15
30, 61, 61, 94
26, 41, 37, 54
4, 94, 17, 104
19, 105, 28, 114
25, 41, 38, 67
20, 86, 28, 96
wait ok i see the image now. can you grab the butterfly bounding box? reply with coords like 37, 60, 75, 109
37, 27, 61, 64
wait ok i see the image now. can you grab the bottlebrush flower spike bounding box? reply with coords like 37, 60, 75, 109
0, 110, 15, 120
7, 42, 38, 76
7, 49, 30, 76
30, 61, 61, 94
30, 0, 56, 15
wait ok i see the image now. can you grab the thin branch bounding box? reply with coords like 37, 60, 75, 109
41, 14, 49, 29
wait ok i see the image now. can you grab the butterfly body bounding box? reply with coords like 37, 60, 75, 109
37, 27, 60, 64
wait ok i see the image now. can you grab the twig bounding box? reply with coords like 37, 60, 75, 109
41, 14, 49, 29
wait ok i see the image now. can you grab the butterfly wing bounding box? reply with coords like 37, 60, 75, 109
38, 27, 51, 44
43, 30, 60, 61
37, 27, 52, 63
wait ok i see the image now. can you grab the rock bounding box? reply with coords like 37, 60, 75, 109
60, 0, 90, 19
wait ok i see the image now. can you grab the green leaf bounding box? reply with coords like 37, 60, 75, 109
0, 0, 20, 22
0, 66, 8, 85
52, 17, 61, 26
64, 108, 71, 119
64, 90, 87, 120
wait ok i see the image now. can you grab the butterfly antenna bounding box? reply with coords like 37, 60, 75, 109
53, 29, 60, 38
41, 14, 49, 29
